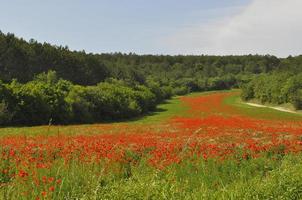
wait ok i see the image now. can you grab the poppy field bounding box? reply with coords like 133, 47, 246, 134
1, 91, 302, 199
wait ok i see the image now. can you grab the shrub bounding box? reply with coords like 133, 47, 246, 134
65, 85, 94, 123
240, 82, 254, 101
173, 86, 189, 96
66, 82, 155, 122
8, 78, 72, 125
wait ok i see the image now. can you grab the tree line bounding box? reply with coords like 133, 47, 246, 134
0, 31, 302, 125
0, 71, 173, 125
0, 32, 283, 86
241, 72, 302, 110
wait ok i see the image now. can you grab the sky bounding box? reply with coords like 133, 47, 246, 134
0, 0, 301, 57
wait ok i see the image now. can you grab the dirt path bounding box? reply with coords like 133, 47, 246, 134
245, 102, 298, 114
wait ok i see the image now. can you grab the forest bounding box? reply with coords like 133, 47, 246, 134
0, 31, 302, 126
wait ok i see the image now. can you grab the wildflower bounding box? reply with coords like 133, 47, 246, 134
41, 191, 47, 197
49, 186, 55, 192
18, 170, 28, 178
42, 176, 47, 183
48, 177, 54, 183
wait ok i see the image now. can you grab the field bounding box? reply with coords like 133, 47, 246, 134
1, 90, 302, 200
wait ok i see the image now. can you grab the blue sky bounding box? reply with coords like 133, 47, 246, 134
0, 0, 301, 57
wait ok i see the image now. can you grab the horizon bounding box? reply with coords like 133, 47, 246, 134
1, 0, 301, 57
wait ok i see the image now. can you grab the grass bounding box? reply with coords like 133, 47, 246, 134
83, 154, 302, 200
2, 152, 302, 200
129, 95, 188, 124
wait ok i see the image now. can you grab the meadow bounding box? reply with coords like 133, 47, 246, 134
1, 90, 302, 200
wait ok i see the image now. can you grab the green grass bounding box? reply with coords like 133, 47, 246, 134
3, 152, 302, 200
129, 95, 188, 124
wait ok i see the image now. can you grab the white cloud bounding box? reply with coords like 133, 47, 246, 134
163, 0, 302, 57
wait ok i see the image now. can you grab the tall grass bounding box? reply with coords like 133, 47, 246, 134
1, 151, 302, 199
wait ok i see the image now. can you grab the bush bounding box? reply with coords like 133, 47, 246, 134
65, 85, 94, 123
8, 78, 72, 125
134, 85, 157, 112
207, 77, 228, 90
160, 86, 173, 99
66, 82, 157, 123
240, 82, 254, 101
145, 80, 167, 103
94, 83, 142, 119
173, 86, 189, 96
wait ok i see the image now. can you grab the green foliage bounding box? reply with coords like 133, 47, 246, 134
235, 156, 302, 200
173, 86, 190, 96
65, 85, 93, 123
6, 74, 72, 125
2, 152, 302, 199
0, 71, 158, 125
133, 85, 157, 112
145, 79, 171, 103
240, 82, 254, 101
241, 72, 302, 110
70, 82, 143, 121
